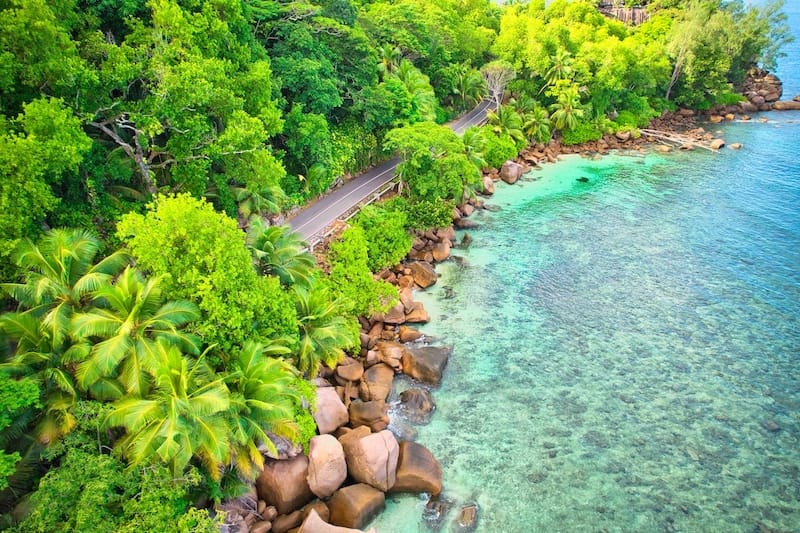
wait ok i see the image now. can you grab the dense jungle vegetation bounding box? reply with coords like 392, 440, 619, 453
0, 0, 790, 529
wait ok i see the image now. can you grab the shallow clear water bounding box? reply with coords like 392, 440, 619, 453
371, 5, 800, 532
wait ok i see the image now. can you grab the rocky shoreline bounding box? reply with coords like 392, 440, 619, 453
218, 70, 800, 533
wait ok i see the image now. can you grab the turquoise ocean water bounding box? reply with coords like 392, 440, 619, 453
372, 6, 800, 533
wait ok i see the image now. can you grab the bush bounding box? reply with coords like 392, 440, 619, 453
353, 204, 412, 272
384, 197, 455, 231
481, 128, 518, 169
561, 122, 603, 145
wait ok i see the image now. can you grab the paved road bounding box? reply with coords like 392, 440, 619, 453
289, 99, 494, 244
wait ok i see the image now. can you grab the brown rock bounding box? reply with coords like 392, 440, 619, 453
399, 388, 435, 423
264, 506, 278, 521
299, 509, 377, 533
397, 275, 415, 289
377, 302, 405, 325
432, 240, 451, 262
454, 218, 479, 229
772, 100, 800, 110
398, 325, 423, 343
678, 108, 695, 116
404, 302, 430, 324
615, 130, 631, 142
307, 435, 347, 498
729, 143, 743, 150
390, 441, 442, 496
724, 113, 735, 121
251, 521, 272, 533
314, 387, 349, 435
499, 160, 526, 184
709, 138, 726, 150
328, 484, 385, 530
376, 341, 408, 371
336, 359, 364, 383
273, 510, 303, 533
348, 400, 389, 432
401, 346, 451, 385
359, 363, 394, 402
455, 503, 479, 530
300, 501, 330, 523
257, 455, 313, 515
708, 115, 724, 124
460, 203, 474, 217
655, 144, 672, 153
739, 101, 758, 113
398, 287, 415, 313
481, 174, 494, 195
340, 430, 399, 492
408, 261, 437, 288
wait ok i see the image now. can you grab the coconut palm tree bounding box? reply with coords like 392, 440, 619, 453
395, 60, 437, 122
549, 84, 585, 131
71, 267, 201, 399
461, 127, 488, 170
105, 340, 231, 478
540, 48, 575, 95
0, 312, 87, 444
487, 105, 526, 145
293, 282, 356, 377
377, 44, 403, 81
226, 341, 301, 479
230, 182, 288, 228
452, 67, 487, 111
2, 229, 129, 348
523, 104, 552, 143
0, 229, 128, 443
246, 220, 317, 288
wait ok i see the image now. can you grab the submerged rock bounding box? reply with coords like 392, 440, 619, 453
399, 388, 435, 423
453, 503, 479, 532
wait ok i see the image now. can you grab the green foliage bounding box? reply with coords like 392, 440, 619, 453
14, 402, 221, 533
480, 127, 519, 169
326, 226, 397, 318
0, 374, 39, 491
291, 378, 318, 454
0, 98, 92, 279
561, 121, 603, 146
293, 280, 358, 377
385, 197, 456, 231
246, 221, 318, 289
384, 121, 480, 202
281, 105, 334, 200
117, 194, 297, 350
354, 205, 413, 272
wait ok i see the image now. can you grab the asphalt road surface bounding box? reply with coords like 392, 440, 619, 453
289, 99, 495, 244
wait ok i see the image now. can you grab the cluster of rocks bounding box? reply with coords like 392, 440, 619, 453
219, 229, 474, 533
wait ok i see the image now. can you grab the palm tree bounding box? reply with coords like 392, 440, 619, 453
293, 282, 356, 377
395, 60, 437, 122
105, 340, 231, 478
523, 104, 552, 143
230, 183, 287, 228
246, 220, 317, 288
377, 44, 402, 81
549, 84, 585, 131
452, 67, 487, 111
487, 105, 526, 145
226, 341, 301, 479
71, 267, 201, 399
2, 229, 129, 348
0, 228, 128, 443
540, 48, 574, 95
461, 127, 488, 170
0, 312, 87, 444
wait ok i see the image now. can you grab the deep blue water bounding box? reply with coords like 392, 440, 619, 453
372, 4, 800, 532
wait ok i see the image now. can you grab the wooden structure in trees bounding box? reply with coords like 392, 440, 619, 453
597, 1, 650, 25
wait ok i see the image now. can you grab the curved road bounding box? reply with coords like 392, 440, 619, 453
289, 99, 494, 244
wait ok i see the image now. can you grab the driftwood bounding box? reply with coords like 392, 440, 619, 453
639, 128, 720, 152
